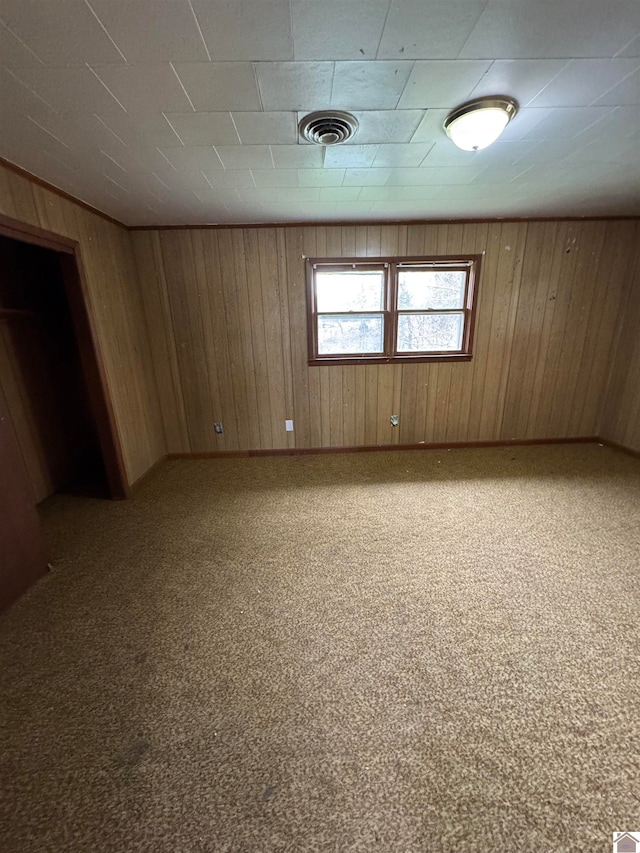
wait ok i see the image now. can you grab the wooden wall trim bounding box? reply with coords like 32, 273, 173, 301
0, 213, 130, 498
108, 436, 640, 498
0, 212, 77, 253
0, 157, 126, 230
3, 157, 640, 234
167, 436, 604, 459
597, 437, 640, 460
130, 215, 640, 232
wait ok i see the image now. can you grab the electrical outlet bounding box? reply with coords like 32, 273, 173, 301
390, 415, 399, 427
285, 419, 294, 432
214, 422, 224, 434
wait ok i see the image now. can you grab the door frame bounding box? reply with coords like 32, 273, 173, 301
0, 213, 129, 499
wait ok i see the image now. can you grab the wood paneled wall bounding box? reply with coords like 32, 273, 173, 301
0, 163, 165, 487
601, 243, 640, 453
133, 219, 640, 454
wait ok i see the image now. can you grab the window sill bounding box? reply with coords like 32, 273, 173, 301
309, 354, 473, 366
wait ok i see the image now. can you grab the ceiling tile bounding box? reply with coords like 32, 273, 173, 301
88, 0, 209, 64
24, 112, 126, 156
515, 162, 625, 186
594, 67, 640, 105
0, 0, 125, 65
421, 139, 538, 167
297, 169, 346, 187
377, 1, 487, 59
497, 108, 554, 140
319, 186, 362, 201
324, 145, 380, 168
334, 201, 374, 215
0, 67, 55, 119
563, 136, 640, 165
572, 105, 639, 144
270, 145, 325, 168
173, 63, 261, 111
342, 168, 392, 186
467, 59, 569, 107
348, 110, 425, 144
330, 61, 414, 110
163, 113, 240, 146
2, 0, 638, 224
469, 165, 535, 184
191, 0, 292, 60
91, 64, 194, 114
238, 187, 321, 203
94, 146, 175, 177
0, 112, 74, 165
520, 106, 616, 140
617, 34, 640, 58
528, 59, 640, 107
410, 109, 450, 144
398, 60, 491, 109
291, 0, 389, 60
375, 185, 449, 200
0, 19, 43, 67
371, 143, 433, 167
190, 187, 241, 207
460, 0, 640, 59
385, 166, 481, 185
255, 62, 334, 111
9, 66, 126, 115
159, 145, 224, 175
214, 145, 273, 169
200, 171, 256, 189
251, 169, 299, 187
505, 140, 583, 167
232, 112, 298, 145
97, 112, 183, 147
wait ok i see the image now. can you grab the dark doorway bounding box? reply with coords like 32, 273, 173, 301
0, 234, 110, 500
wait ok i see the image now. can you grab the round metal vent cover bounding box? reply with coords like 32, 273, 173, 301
298, 111, 359, 145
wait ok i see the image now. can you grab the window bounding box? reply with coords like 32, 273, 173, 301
306, 255, 481, 365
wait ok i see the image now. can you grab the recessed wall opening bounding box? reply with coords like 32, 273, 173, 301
0, 234, 110, 503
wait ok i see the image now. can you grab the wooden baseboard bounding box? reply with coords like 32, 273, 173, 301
167, 436, 607, 460
145, 436, 638, 482
596, 437, 640, 460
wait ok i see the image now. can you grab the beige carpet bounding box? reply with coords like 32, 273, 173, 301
1, 444, 639, 853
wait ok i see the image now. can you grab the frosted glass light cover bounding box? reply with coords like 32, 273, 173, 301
444, 98, 518, 152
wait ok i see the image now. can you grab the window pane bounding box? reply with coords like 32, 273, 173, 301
318, 314, 384, 354
398, 269, 466, 310
397, 312, 464, 352
316, 270, 384, 312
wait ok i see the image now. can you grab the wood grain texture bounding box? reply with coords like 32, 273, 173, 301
600, 226, 640, 453
133, 219, 640, 454
0, 162, 165, 487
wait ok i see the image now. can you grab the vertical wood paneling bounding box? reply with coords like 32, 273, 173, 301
600, 223, 640, 452
133, 231, 188, 453
284, 228, 310, 448
0, 163, 164, 487
132, 218, 640, 455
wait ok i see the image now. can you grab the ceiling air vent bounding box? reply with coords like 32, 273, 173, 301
298, 111, 359, 145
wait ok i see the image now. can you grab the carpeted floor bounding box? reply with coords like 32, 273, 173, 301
1, 444, 639, 853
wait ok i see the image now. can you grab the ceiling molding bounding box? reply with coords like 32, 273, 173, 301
3, 158, 639, 235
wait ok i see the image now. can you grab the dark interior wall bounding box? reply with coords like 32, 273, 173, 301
0, 236, 99, 502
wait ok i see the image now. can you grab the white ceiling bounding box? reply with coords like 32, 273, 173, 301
0, 0, 639, 226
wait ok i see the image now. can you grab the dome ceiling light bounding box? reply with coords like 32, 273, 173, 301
298, 111, 359, 145
444, 97, 518, 151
